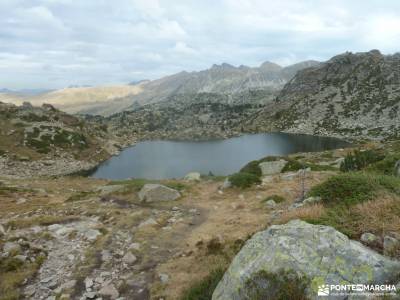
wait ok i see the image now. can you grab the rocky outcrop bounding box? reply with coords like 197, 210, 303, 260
138, 184, 181, 203
251, 50, 400, 139
0, 101, 134, 178
258, 159, 287, 175
212, 220, 400, 300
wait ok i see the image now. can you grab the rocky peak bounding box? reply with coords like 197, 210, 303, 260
259, 61, 282, 72
211, 63, 236, 70
253, 49, 400, 139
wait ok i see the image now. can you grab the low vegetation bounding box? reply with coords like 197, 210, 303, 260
279, 149, 400, 249
367, 153, 400, 175
263, 194, 285, 203
308, 172, 400, 206
0, 254, 46, 300
340, 149, 384, 172
229, 172, 261, 188
180, 268, 226, 300
244, 270, 308, 300
6, 215, 78, 230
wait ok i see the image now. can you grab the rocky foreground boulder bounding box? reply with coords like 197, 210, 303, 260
212, 220, 400, 300
138, 184, 181, 203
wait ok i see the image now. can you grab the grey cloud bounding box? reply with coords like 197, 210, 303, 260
1, 0, 400, 89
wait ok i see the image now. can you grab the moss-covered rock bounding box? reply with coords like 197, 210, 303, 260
212, 220, 400, 300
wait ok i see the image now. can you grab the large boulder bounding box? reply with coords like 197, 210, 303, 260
258, 159, 287, 176
212, 220, 400, 300
138, 184, 181, 203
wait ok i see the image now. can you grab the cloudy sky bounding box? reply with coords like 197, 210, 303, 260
1, 0, 400, 89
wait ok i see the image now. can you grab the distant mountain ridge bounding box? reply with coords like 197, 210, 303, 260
0, 59, 319, 116
249, 50, 400, 139
120, 60, 320, 111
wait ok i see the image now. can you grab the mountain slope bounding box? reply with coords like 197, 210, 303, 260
0, 102, 132, 178
0, 85, 144, 115
249, 50, 400, 139
117, 60, 320, 112
0, 60, 318, 117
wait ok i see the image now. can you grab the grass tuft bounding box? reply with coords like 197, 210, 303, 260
180, 268, 225, 300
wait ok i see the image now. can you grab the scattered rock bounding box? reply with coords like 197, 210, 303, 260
96, 185, 126, 196
220, 178, 231, 189
60, 279, 76, 290
101, 250, 112, 262
264, 200, 277, 209
122, 252, 137, 264
395, 160, 400, 177
288, 202, 304, 210
14, 254, 27, 262
184, 172, 201, 181
3, 241, 21, 254
360, 232, 379, 246
138, 184, 181, 203
302, 196, 321, 205
212, 220, 400, 300
258, 159, 287, 176
138, 218, 158, 228
84, 291, 96, 299
98, 284, 119, 299
159, 273, 169, 284
261, 175, 274, 184
16, 197, 27, 204
0, 224, 6, 236
384, 233, 400, 256
85, 278, 94, 289
83, 229, 101, 242
333, 157, 345, 168
128, 243, 141, 250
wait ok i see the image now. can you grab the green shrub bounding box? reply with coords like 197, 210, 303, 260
263, 195, 285, 203
244, 270, 308, 300
229, 172, 261, 188
306, 163, 337, 171
181, 268, 225, 300
367, 153, 400, 175
281, 159, 304, 172
308, 173, 400, 206
0, 257, 24, 272
340, 150, 384, 172
240, 160, 262, 177
305, 205, 360, 237
166, 182, 186, 191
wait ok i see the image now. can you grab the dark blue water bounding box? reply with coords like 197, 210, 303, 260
90, 133, 349, 180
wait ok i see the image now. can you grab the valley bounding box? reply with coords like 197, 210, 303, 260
1, 49, 400, 300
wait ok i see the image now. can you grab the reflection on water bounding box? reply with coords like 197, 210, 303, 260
90, 133, 350, 180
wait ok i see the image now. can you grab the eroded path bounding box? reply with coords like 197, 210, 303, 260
0, 171, 330, 299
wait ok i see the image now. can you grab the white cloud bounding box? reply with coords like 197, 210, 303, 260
0, 0, 399, 89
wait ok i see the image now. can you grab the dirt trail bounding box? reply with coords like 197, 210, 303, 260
0, 172, 330, 300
